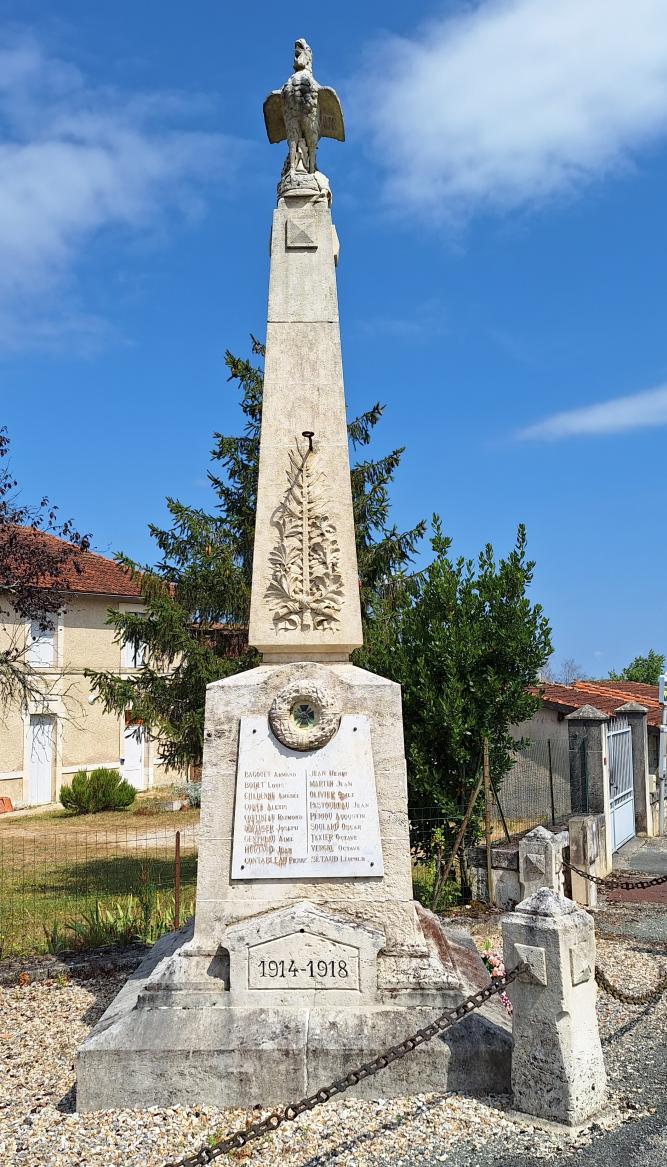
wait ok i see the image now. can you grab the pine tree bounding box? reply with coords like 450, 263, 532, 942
88, 340, 424, 772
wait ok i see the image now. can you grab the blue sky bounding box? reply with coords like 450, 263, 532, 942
1, 0, 666, 678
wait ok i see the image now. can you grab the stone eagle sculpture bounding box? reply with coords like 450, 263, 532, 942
263, 39, 344, 176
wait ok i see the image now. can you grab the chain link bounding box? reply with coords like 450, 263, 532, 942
564, 862, 667, 999
595, 963, 667, 1005
163, 964, 527, 1167
563, 859, 667, 891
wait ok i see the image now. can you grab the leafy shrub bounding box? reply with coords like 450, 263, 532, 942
411, 858, 459, 912
68, 901, 138, 948
59, 767, 136, 814
175, 781, 202, 809
65, 889, 194, 950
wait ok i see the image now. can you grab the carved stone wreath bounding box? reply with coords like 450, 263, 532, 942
269, 680, 340, 751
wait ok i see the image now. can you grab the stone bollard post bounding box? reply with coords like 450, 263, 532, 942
518, 826, 564, 901
502, 889, 606, 1126
568, 815, 604, 907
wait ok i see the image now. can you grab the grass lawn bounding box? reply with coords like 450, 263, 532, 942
0, 788, 201, 836
0, 791, 199, 958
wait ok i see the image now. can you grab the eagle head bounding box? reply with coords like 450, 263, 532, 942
293, 38, 312, 73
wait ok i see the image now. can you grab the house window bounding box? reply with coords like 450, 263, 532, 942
27, 619, 55, 668
121, 616, 146, 669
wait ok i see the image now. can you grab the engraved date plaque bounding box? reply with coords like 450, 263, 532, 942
248, 932, 359, 990
224, 901, 385, 1005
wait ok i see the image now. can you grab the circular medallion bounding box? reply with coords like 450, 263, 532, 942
269, 680, 340, 751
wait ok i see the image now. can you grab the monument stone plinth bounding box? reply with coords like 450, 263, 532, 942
76, 39, 511, 1111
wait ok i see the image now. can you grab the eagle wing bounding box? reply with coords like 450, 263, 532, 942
317, 87, 345, 142
263, 91, 286, 144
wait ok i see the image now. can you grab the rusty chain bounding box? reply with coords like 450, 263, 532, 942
565, 861, 667, 999
563, 859, 667, 891
163, 963, 527, 1167
595, 963, 667, 1005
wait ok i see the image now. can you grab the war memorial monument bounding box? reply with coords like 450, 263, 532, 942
76, 42, 605, 1122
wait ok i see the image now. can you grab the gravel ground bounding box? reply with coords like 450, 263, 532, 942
1, 900, 665, 1167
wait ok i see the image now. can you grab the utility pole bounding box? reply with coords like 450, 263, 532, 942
659, 674, 666, 836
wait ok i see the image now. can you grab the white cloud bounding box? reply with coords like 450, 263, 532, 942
357, 0, 667, 219
0, 32, 239, 353
518, 382, 667, 440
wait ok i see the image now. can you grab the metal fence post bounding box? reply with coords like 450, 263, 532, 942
491, 774, 512, 842
547, 738, 556, 827
483, 738, 494, 906
174, 830, 181, 930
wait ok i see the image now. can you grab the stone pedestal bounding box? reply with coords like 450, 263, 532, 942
76, 913, 511, 1111
76, 662, 512, 1109
194, 662, 419, 952
502, 889, 606, 1125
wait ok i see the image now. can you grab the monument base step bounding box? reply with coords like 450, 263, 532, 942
75, 925, 512, 1112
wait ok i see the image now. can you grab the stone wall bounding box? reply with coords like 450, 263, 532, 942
467, 842, 520, 908
468, 826, 567, 908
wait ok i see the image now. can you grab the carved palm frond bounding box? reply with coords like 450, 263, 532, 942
266, 440, 343, 632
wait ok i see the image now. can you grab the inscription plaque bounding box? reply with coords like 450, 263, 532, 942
248, 931, 359, 990
231, 714, 384, 879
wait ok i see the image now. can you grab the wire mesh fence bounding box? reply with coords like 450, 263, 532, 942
492, 737, 571, 840
408, 738, 572, 855
0, 826, 198, 957
1, 740, 571, 954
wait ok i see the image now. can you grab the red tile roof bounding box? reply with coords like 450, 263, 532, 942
1, 528, 142, 598
534, 679, 662, 729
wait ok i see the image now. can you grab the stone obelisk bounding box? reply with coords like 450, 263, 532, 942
249, 48, 362, 660
75, 40, 510, 1110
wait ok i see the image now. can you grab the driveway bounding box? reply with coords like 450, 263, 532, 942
610, 836, 667, 907
614, 835, 667, 876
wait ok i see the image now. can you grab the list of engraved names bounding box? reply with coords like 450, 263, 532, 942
231, 717, 384, 878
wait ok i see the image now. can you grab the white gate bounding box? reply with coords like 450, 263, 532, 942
608, 717, 634, 852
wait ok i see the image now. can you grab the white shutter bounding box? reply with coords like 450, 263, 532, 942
121, 638, 145, 669
27, 619, 55, 667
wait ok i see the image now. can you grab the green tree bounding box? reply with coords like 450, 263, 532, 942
609, 649, 665, 685
88, 339, 423, 772
367, 519, 552, 864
